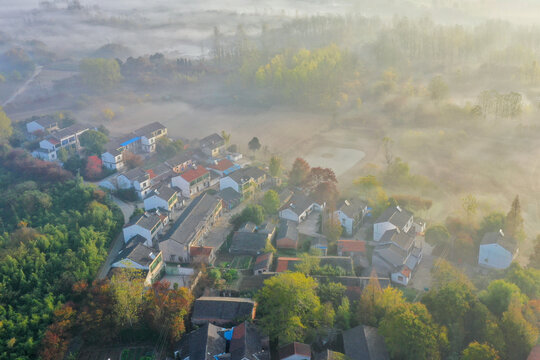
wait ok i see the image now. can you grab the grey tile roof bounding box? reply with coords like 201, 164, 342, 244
132, 212, 162, 231
481, 230, 518, 254
279, 191, 316, 216
277, 220, 298, 242
253, 252, 273, 272
342, 325, 389, 360
338, 199, 367, 218
373, 243, 408, 268
164, 193, 221, 246
32, 116, 58, 128
217, 187, 243, 203
230, 322, 269, 360
379, 229, 415, 252
175, 323, 227, 360
279, 342, 311, 359
146, 184, 177, 201
121, 167, 149, 182
258, 222, 276, 235
192, 297, 256, 325
133, 121, 166, 138
279, 189, 294, 206
229, 167, 266, 184
166, 152, 193, 167
114, 236, 157, 267
238, 222, 257, 233
200, 133, 225, 149
375, 206, 413, 228
230, 232, 270, 255
51, 123, 90, 140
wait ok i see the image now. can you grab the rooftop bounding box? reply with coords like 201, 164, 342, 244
276, 220, 299, 241
121, 167, 150, 182
181, 166, 209, 182
190, 245, 214, 258
174, 323, 227, 360
114, 236, 157, 267
480, 230, 518, 254
31, 116, 58, 128
337, 199, 367, 218
279, 342, 311, 360
279, 191, 317, 216
217, 187, 243, 203
342, 325, 389, 360
253, 252, 273, 272
129, 212, 163, 231
200, 133, 225, 149
230, 232, 270, 254
276, 257, 301, 273
229, 166, 266, 184
145, 184, 177, 201
338, 240, 366, 253
379, 229, 415, 251
133, 121, 166, 138
192, 297, 256, 324
166, 152, 193, 167
230, 322, 268, 360
51, 123, 90, 140
209, 159, 235, 172
375, 206, 413, 228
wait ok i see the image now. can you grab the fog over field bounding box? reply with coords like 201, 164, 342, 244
1, 0, 540, 258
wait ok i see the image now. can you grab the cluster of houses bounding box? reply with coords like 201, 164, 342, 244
174, 295, 391, 360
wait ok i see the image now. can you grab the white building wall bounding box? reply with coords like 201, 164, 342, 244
122, 225, 152, 246
117, 175, 132, 190
171, 176, 191, 197
27, 121, 44, 133
374, 221, 396, 241
336, 210, 354, 235
39, 139, 56, 151
219, 177, 240, 193
279, 208, 300, 222
391, 271, 410, 286
144, 196, 168, 211
478, 244, 514, 269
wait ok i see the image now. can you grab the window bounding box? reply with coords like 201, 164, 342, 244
398, 275, 404, 281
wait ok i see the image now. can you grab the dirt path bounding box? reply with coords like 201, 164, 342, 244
2, 65, 43, 107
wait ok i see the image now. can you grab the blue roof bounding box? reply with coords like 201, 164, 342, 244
120, 136, 140, 147
223, 164, 241, 176
224, 328, 233, 341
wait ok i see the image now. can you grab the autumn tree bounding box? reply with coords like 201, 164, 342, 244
144, 281, 194, 343
505, 195, 525, 242
269, 155, 282, 177
0, 107, 13, 142
289, 158, 311, 186
221, 130, 231, 146
110, 269, 145, 328
256, 272, 323, 344
123, 151, 143, 169
261, 190, 280, 214
461, 342, 500, 360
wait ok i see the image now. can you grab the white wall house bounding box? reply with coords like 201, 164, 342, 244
219, 176, 241, 193
391, 266, 412, 286
144, 185, 178, 212
478, 230, 518, 269
171, 167, 210, 198
102, 150, 124, 170
117, 168, 152, 199
373, 206, 414, 241
122, 213, 164, 246
278, 192, 321, 223
26, 117, 59, 134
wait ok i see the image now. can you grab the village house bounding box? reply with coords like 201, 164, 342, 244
276, 220, 299, 250
159, 193, 222, 264
200, 133, 225, 158
220, 166, 267, 200
478, 230, 518, 269
133, 121, 168, 153
229, 321, 269, 360
26, 116, 59, 134
334, 199, 368, 236
279, 342, 311, 360
32, 123, 90, 161
229, 231, 272, 256
208, 158, 241, 176
111, 236, 159, 271
191, 296, 256, 326
190, 245, 216, 265
123, 212, 166, 247
373, 206, 414, 241
166, 152, 194, 173
276, 257, 301, 272
117, 167, 152, 199
253, 252, 273, 275
216, 187, 243, 210
171, 166, 211, 198
143, 184, 179, 213
279, 191, 323, 223
101, 147, 124, 170
342, 325, 390, 360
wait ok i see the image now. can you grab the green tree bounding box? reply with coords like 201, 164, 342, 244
256, 272, 322, 344
335, 297, 351, 330
318, 282, 346, 309
261, 190, 280, 214
248, 137, 261, 152
505, 195, 525, 242
505, 263, 540, 299
500, 304, 539, 360
530, 235, 540, 269
479, 280, 527, 316
478, 212, 505, 238
269, 155, 282, 177
79, 130, 108, 155
231, 205, 265, 228
323, 217, 343, 243
289, 158, 310, 186
428, 75, 449, 101
425, 224, 450, 247
379, 303, 447, 360
461, 194, 479, 220
461, 342, 500, 360
221, 130, 231, 146
0, 107, 13, 142
79, 58, 122, 89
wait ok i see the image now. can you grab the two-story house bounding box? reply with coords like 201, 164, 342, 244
373, 206, 414, 241
26, 116, 59, 135
171, 166, 211, 198
478, 229, 518, 269
279, 191, 323, 223
144, 184, 179, 213
117, 168, 152, 199
200, 133, 225, 158
207, 158, 241, 176
165, 152, 194, 174
219, 166, 267, 200
123, 212, 166, 247
32, 124, 90, 161
334, 199, 368, 236
133, 121, 168, 153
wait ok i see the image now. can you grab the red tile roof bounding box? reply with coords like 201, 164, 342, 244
528, 346, 540, 360
181, 166, 209, 182
401, 266, 411, 277
190, 246, 214, 257
146, 169, 157, 179
255, 252, 272, 264
46, 137, 60, 145
338, 240, 366, 253
276, 257, 300, 273
279, 342, 311, 360
209, 159, 234, 171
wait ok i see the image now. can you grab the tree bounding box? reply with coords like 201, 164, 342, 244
231, 204, 265, 228
0, 107, 13, 142
530, 235, 540, 269
84, 156, 103, 180
505, 195, 525, 242
269, 155, 282, 177
461, 342, 500, 360
261, 190, 280, 214
323, 217, 343, 243
144, 281, 193, 343
429, 75, 449, 101
156, 137, 183, 159
256, 272, 322, 344
123, 151, 143, 169
289, 158, 310, 186
425, 224, 450, 247
500, 304, 539, 360
318, 282, 347, 309
354, 175, 381, 200
110, 269, 145, 328
461, 194, 478, 219
248, 137, 261, 152
335, 297, 351, 330
79, 130, 108, 155
505, 263, 540, 299
478, 212, 505, 238
221, 130, 231, 146
381, 136, 394, 166
479, 280, 527, 316
379, 303, 447, 360
79, 58, 122, 89
311, 181, 338, 206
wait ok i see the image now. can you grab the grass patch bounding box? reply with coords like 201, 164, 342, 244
231, 256, 253, 269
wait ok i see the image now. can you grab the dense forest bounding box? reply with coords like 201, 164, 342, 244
0, 145, 124, 359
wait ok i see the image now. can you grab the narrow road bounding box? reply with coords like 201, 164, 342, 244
2, 65, 43, 107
